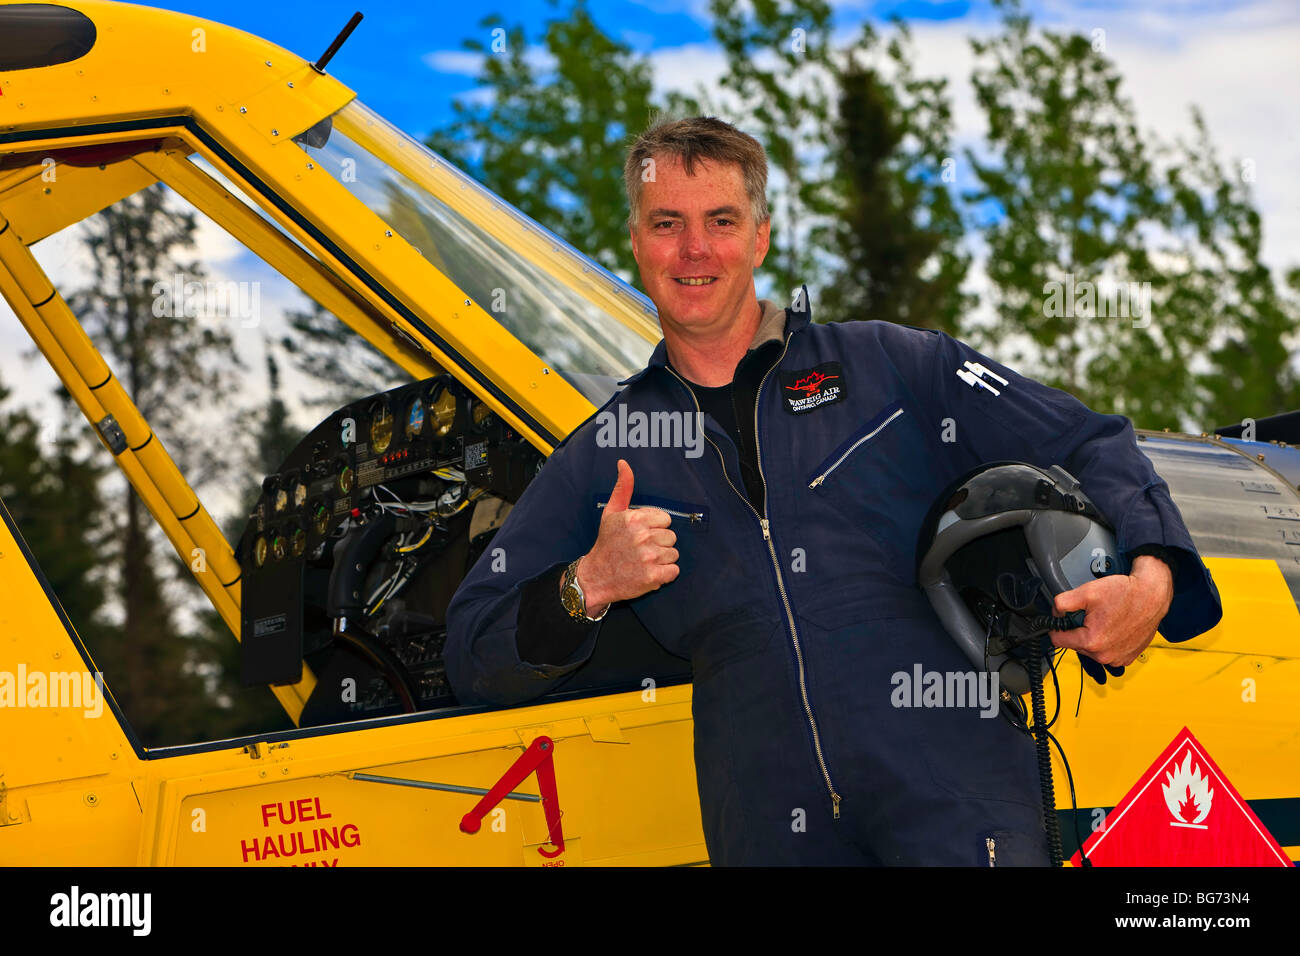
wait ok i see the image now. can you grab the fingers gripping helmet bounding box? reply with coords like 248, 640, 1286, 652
916, 462, 1125, 697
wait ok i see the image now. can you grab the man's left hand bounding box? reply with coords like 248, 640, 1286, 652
1048, 555, 1175, 668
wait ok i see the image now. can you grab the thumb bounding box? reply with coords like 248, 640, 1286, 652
605, 459, 634, 514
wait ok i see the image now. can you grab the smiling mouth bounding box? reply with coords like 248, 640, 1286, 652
674, 277, 717, 286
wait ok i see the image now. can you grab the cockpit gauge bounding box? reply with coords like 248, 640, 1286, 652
405, 397, 426, 440
469, 396, 495, 432
274, 488, 289, 513
253, 536, 268, 568
429, 381, 456, 439
338, 464, 354, 495
293, 481, 308, 509
370, 402, 394, 455
271, 533, 286, 561
313, 503, 330, 535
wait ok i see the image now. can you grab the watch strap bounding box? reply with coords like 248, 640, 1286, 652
562, 558, 608, 622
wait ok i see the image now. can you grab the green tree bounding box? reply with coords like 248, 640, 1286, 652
817, 28, 971, 331
0, 382, 117, 654
700, 3, 969, 327
422, 0, 969, 330
1156, 112, 1300, 427
65, 183, 242, 746
966, 1, 1300, 428
426, 0, 656, 277
279, 301, 406, 411
705, 0, 841, 298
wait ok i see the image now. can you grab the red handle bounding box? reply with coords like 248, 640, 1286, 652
459, 736, 565, 858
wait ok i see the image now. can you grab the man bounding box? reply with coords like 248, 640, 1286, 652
444, 116, 1222, 865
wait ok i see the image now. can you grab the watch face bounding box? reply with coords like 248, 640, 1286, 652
561, 583, 584, 619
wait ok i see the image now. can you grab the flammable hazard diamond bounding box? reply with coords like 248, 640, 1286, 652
1072, 726, 1291, 866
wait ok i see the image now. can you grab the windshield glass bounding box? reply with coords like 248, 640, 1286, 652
293, 101, 656, 405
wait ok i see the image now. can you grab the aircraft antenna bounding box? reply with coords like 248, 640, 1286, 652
313, 11, 364, 74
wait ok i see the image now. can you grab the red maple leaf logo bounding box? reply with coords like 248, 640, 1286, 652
785, 370, 838, 396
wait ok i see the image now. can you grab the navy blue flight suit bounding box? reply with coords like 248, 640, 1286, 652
444, 291, 1223, 865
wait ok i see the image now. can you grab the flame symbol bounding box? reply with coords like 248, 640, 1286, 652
1162, 751, 1213, 826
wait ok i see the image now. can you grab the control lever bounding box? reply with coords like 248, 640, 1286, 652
459, 736, 565, 858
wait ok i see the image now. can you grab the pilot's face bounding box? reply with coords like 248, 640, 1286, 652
629, 155, 770, 341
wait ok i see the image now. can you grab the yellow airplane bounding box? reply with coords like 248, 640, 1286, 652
0, 0, 1296, 867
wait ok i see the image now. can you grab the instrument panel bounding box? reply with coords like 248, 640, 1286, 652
238, 373, 543, 723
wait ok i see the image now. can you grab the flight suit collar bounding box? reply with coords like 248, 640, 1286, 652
617, 284, 812, 387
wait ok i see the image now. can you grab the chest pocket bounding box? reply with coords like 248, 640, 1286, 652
807, 403, 906, 490
591, 493, 709, 581
590, 492, 711, 634
802, 400, 930, 583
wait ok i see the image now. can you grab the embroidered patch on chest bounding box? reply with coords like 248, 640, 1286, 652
779, 362, 846, 414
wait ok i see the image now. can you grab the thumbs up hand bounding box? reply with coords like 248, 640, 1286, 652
569, 459, 680, 617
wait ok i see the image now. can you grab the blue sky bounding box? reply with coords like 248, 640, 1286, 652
154, 0, 987, 137
146, 0, 1298, 267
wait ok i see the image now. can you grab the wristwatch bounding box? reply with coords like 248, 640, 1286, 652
560, 558, 608, 622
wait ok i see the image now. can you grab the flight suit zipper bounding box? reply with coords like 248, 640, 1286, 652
665, 337, 843, 821
808, 407, 905, 488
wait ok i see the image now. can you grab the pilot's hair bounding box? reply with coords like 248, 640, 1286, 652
623, 115, 770, 229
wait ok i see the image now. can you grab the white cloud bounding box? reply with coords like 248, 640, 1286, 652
643, 42, 729, 99
422, 44, 556, 80
422, 50, 485, 77
452, 86, 496, 109
626, 0, 714, 26
620, 29, 657, 50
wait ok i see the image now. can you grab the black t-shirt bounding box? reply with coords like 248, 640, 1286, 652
682, 338, 783, 514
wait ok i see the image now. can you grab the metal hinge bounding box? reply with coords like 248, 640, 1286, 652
583, 714, 629, 744
0, 777, 25, 827
97, 415, 127, 455
242, 741, 288, 760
